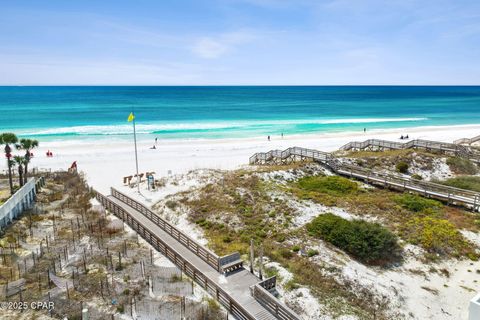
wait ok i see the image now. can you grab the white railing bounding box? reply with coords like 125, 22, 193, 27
0, 178, 37, 228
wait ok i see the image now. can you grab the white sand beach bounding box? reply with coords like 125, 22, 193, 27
6, 124, 480, 193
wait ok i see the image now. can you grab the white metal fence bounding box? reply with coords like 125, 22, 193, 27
0, 178, 37, 228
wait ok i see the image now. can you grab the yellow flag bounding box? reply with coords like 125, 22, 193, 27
127, 112, 135, 122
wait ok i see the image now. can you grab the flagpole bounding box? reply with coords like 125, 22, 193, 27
132, 113, 140, 193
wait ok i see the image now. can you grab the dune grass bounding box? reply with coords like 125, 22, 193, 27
446, 157, 478, 175
439, 176, 480, 192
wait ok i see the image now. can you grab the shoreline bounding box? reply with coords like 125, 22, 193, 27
1, 123, 479, 193
23, 123, 480, 148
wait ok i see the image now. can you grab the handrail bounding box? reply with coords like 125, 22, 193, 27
250, 283, 300, 320
94, 191, 259, 320
340, 138, 469, 153
110, 188, 221, 271
454, 134, 480, 145
249, 146, 480, 211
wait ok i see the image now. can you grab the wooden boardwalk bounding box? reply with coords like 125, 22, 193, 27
96, 189, 300, 320
250, 146, 480, 212
455, 134, 480, 146
339, 138, 477, 159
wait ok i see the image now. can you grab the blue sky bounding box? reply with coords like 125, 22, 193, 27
1, 0, 479, 85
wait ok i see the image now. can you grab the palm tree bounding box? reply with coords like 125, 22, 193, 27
16, 138, 39, 184
1, 133, 18, 195
13, 155, 26, 187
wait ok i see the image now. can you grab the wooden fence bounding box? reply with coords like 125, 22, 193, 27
95, 192, 260, 320
250, 146, 480, 211
110, 188, 221, 271
339, 138, 472, 157
250, 283, 300, 320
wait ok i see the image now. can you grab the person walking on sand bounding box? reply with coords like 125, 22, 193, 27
155, 137, 158, 145
268, 135, 270, 141
281, 132, 284, 139
364, 128, 366, 133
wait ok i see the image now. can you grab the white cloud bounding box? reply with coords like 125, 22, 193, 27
191, 31, 257, 59
192, 38, 229, 59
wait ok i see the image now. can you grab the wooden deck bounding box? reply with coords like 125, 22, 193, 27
454, 134, 480, 146
339, 138, 476, 159
96, 190, 300, 320
250, 146, 480, 212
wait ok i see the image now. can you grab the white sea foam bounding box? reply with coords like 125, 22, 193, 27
23, 117, 428, 136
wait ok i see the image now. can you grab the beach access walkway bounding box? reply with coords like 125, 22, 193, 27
249, 144, 480, 212
96, 188, 300, 320
339, 138, 479, 162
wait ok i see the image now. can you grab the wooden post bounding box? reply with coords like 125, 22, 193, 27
250, 239, 254, 274
259, 245, 264, 280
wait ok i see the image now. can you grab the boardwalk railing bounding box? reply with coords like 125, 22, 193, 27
250, 146, 332, 165
0, 178, 37, 228
250, 147, 480, 211
250, 283, 299, 320
258, 276, 277, 291
339, 138, 472, 157
95, 192, 259, 320
333, 161, 480, 211
454, 134, 480, 145
110, 188, 222, 271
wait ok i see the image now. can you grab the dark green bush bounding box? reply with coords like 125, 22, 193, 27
446, 157, 478, 175
306, 213, 399, 263
297, 176, 358, 195
394, 193, 442, 213
411, 174, 423, 180
396, 161, 409, 173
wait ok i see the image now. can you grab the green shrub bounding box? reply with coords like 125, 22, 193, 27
400, 216, 474, 258
279, 247, 293, 259
291, 245, 300, 252
411, 174, 423, 180
306, 213, 399, 263
396, 161, 409, 173
165, 200, 179, 210
440, 176, 480, 192
297, 176, 358, 196
393, 194, 442, 213
307, 249, 319, 257
446, 157, 478, 175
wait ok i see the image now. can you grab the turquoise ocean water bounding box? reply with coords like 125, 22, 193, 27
1, 86, 479, 142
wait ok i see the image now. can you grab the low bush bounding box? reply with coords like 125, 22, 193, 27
297, 176, 358, 196
306, 213, 399, 263
396, 161, 409, 173
393, 193, 442, 213
440, 176, 480, 192
400, 216, 474, 258
411, 174, 423, 180
446, 157, 478, 175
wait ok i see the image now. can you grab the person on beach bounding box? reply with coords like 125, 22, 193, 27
150, 145, 156, 149
400, 135, 404, 140
281, 132, 284, 138
268, 135, 270, 141
155, 137, 158, 144
363, 128, 366, 133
